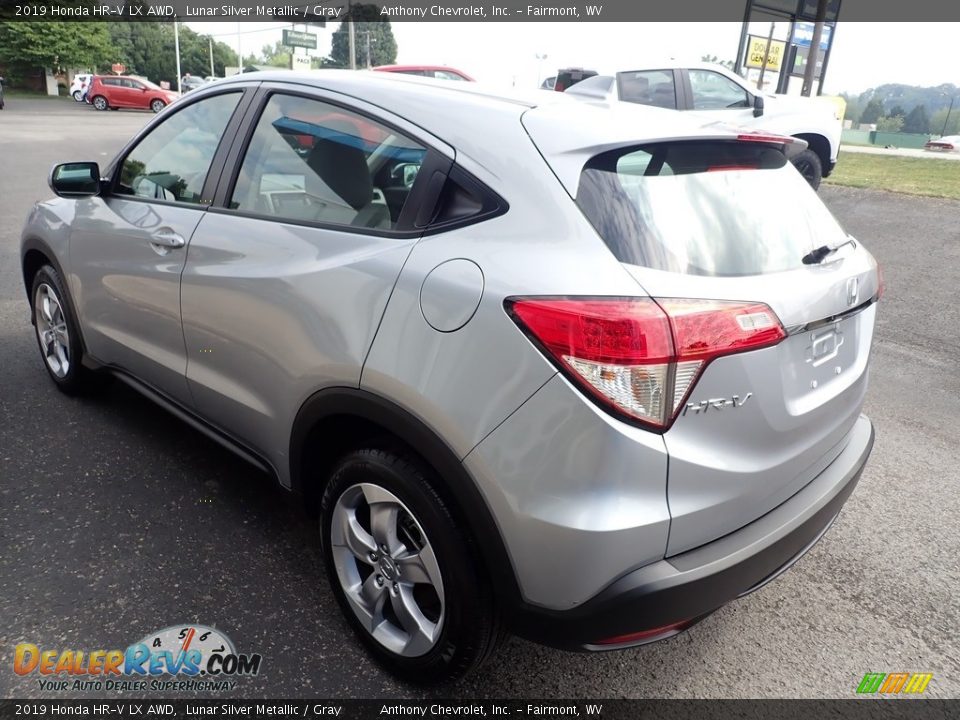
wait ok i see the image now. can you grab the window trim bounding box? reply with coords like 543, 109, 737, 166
104, 86, 255, 211
209, 85, 451, 240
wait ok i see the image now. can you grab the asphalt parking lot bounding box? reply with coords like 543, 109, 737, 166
1, 98, 958, 699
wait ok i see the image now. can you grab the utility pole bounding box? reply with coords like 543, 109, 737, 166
801, 0, 828, 96
943, 96, 956, 136
347, 0, 356, 69
364, 31, 372, 68
173, 18, 182, 93
208, 36, 214, 77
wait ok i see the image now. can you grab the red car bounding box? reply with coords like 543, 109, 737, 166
86, 75, 179, 113
924, 135, 959, 152
373, 65, 474, 82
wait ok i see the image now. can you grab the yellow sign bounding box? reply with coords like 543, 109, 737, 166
745, 35, 785, 72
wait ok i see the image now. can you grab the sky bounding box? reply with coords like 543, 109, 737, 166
186, 21, 960, 96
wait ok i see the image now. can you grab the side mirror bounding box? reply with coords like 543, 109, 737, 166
753, 95, 765, 118
49, 162, 101, 198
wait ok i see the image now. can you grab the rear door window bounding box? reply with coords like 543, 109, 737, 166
617, 70, 677, 109
576, 141, 848, 276
229, 94, 427, 231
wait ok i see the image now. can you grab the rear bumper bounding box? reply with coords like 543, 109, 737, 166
509, 414, 874, 650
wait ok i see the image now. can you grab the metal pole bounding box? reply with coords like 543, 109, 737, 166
348, 1, 356, 69
943, 97, 956, 136
757, 21, 775, 91
734, 2, 752, 76
817, 23, 834, 95
236, 23, 242, 73
365, 32, 372, 68
208, 37, 214, 77
801, 0, 828, 96
173, 19, 182, 93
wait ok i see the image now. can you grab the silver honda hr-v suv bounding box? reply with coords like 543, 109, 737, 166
20, 71, 878, 682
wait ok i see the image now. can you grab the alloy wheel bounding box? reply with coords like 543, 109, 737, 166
34, 283, 70, 378
329, 483, 445, 657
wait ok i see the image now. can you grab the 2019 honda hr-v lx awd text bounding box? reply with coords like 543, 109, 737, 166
21, 71, 878, 681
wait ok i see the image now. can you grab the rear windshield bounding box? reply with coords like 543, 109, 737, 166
576, 141, 848, 277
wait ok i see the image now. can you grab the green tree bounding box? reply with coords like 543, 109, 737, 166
840, 92, 861, 122
888, 104, 906, 119
700, 54, 735, 70
903, 104, 930, 134
859, 98, 884, 125
930, 106, 960, 136
876, 115, 904, 132
0, 21, 112, 70
330, 4, 397, 68
260, 40, 292, 68
106, 23, 239, 85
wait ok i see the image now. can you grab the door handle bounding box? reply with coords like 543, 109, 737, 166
150, 229, 185, 249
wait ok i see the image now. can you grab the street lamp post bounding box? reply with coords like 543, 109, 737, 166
535, 53, 548, 86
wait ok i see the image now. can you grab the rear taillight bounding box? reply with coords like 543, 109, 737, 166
876, 263, 885, 300
506, 297, 786, 431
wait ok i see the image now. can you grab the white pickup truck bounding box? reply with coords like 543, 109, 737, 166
564, 63, 843, 190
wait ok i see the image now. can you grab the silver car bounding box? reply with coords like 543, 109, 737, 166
20, 71, 879, 682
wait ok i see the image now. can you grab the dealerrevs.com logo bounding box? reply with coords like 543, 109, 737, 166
14, 625, 262, 692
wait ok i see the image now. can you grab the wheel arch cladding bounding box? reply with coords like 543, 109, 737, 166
288, 386, 524, 608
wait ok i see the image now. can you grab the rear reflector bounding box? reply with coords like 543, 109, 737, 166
594, 619, 692, 647
506, 297, 786, 431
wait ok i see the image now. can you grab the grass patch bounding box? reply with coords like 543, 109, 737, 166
826, 153, 960, 200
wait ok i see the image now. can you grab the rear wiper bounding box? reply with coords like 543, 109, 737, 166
802, 236, 856, 265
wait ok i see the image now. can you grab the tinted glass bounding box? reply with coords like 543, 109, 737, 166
617, 70, 676, 109
117, 92, 241, 204
577, 141, 848, 277
231, 94, 427, 231
433, 70, 466, 81
689, 70, 751, 110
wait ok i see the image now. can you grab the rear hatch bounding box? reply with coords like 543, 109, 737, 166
525, 109, 880, 554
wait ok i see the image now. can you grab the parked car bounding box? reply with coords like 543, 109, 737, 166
540, 76, 556, 90
70, 73, 93, 102
86, 75, 179, 113
22, 71, 879, 682
373, 64, 474, 81
181, 75, 207, 93
564, 63, 843, 189
553, 67, 597, 92
924, 135, 959, 152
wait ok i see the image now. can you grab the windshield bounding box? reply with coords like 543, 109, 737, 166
576, 141, 848, 277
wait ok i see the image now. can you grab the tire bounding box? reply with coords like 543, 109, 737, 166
30, 265, 105, 395
320, 448, 500, 683
150, 99, 166, 113
92, 95, 108, 111
72, 90, 82, 102
791, 149, 823, 191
